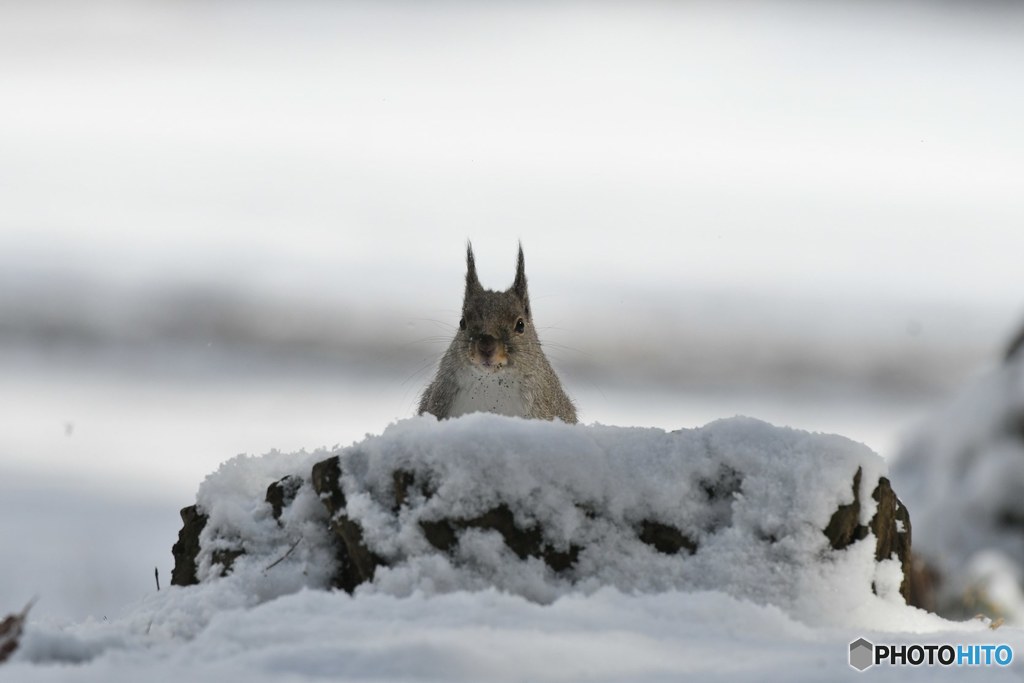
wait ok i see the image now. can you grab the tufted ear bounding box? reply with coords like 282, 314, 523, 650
465, 242, 482, 298
513, 243, 531, 317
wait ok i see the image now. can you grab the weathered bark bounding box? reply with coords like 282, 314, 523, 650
174, 457, 914, 603
823, 468, 913, 601
170, 505, 207, 587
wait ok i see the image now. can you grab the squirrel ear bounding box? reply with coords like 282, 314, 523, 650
465, 242, 482, 297
513, 243, 530, 315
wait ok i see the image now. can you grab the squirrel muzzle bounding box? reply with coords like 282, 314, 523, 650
471, 334, 509, 369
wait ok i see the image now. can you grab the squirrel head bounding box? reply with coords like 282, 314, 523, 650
458, 243, 537, 372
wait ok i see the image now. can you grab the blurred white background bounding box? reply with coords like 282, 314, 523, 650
1, 0, 1022, 619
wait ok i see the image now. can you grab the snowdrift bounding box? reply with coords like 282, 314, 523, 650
893, 344, 1024, 621
172, 414, 911, 622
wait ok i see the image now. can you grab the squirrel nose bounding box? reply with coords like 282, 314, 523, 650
477, 335, 497, 356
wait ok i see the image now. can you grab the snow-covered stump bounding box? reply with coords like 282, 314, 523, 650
172, 415, 913, 616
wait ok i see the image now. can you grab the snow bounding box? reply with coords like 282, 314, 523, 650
0, 588, 968, 683
339, 416, 895, 617
892, 353, 1024, 623
9, 585, 1019, 683
9, 414, 1020, 681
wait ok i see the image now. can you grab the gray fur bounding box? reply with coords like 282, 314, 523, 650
418, 244, 577, 423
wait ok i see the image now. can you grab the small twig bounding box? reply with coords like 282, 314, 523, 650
265, 537, 303, 571
155, 567, 160, 592
0, 599, 36, 664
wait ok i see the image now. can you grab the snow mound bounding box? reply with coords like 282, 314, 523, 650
175, 414, 911, 628
892, 352, 1024, 622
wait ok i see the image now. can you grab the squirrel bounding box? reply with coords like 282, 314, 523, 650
418, 244, 577, 424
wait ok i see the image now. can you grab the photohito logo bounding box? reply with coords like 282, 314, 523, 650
849, 638, 1013, 671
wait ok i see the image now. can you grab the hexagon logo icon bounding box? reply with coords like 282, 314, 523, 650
850, 638, 874, 671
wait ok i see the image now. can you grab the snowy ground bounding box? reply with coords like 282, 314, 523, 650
7, 589, 1022, 683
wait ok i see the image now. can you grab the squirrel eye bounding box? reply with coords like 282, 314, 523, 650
459, 317, 466, 330
515, 318, 525, 334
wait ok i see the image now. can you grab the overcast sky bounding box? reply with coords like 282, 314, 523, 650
1, 0, 1022, 317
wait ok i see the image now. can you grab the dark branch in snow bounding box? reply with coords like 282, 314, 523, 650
265, 537, 303, 572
